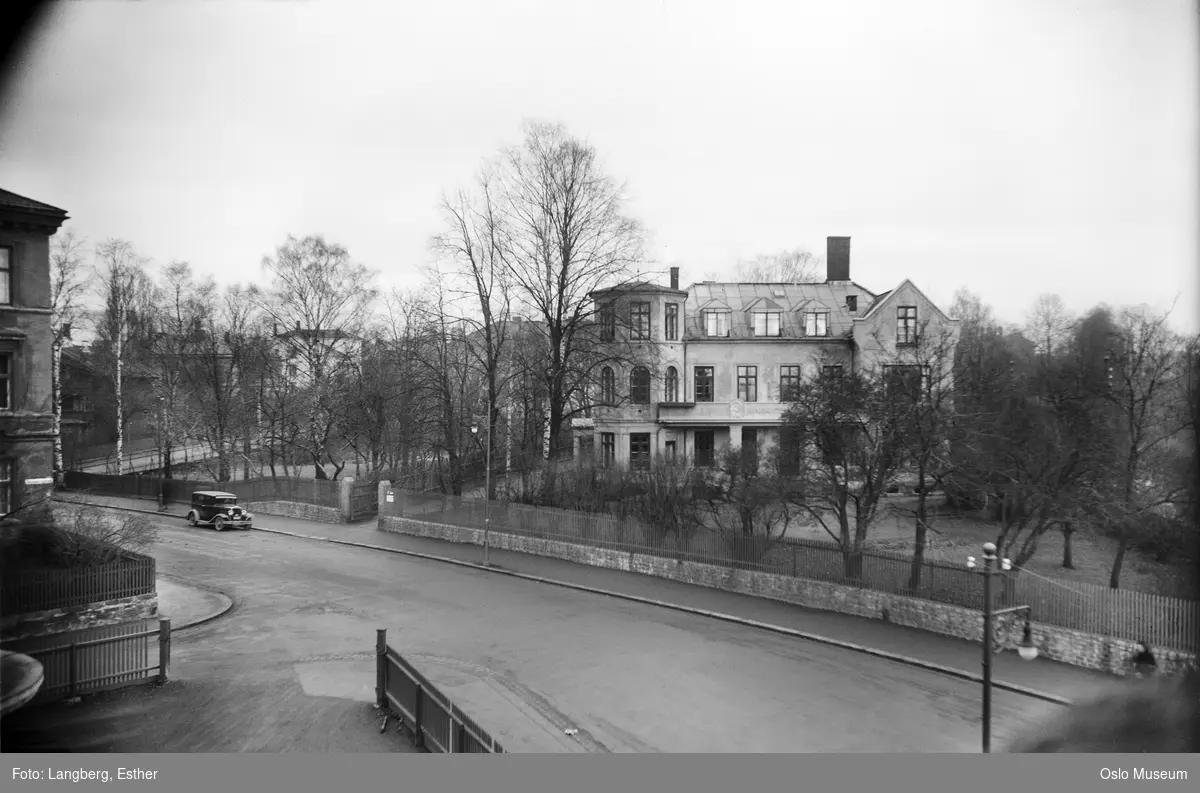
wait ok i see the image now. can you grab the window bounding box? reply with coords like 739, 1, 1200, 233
599, 302, 616, 342
0, 247, 10, 305
846, 295, 857, 312
737, 365, 757, 402
779, 365, 802, 401
600, 366, 616, 404
805, 311, 828, 337
695, 430, 715, 468
630, 433, 651, 470
885, 364, 931, 404
630, 301, 651, 340
0, 353, 10, 410
0, 459, 11, 515
664, 366, 678, 402
630, 366, 651, 404
897, 306, 918, 345
753, 312, 781, 337
704, 310, 731, 337
579, 435, 595, 459
601, 433, 615, 467
665, 303, 679, 340
694, 366, 714, 402
821, 364, 844, 381
664, 440, 676, 461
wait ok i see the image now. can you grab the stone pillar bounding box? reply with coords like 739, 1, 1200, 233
377, 479, 393, 519
339, 477, 355, 522
728, 425, 743, 450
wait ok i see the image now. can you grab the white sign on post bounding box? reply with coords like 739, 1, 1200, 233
386, 490, 394, 503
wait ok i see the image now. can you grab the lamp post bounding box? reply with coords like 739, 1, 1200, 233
156, 396, 167, 511
470, 403, 492, 567
966, 541, 1039, 753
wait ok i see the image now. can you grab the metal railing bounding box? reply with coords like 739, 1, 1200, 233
375, 629, 505, 753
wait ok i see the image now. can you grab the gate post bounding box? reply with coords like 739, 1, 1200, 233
375, 629, 387, 710
158, 619, 172, 684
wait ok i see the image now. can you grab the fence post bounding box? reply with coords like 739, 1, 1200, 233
413, 683, 425, 748
377, 480, 392, 520
375, 629, 387, 710
158, 619, 171, 684
792, 545, 797, 578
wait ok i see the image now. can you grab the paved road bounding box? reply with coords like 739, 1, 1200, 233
4, 512, 1075, 753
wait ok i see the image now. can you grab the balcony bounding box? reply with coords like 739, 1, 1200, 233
656, 401, 788, 425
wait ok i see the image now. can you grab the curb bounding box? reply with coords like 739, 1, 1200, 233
157, 573, 237, 631
57, 497, 1074, 708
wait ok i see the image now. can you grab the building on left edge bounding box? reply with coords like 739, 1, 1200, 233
0, 188, 69, 516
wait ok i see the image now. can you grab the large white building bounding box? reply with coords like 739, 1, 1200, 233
589, 237, 961, 469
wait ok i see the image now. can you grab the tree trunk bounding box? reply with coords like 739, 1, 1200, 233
1060, 521, 1075, 569
907, 476, 929, 592
51, 339, 64, 484
1109, 532, 1129, 589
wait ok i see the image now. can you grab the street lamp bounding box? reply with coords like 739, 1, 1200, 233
156, 396, 167, 511
470, 413, 492, 567
966, 541, 1039, 753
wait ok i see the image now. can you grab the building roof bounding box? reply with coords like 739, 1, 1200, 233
0, 188, 68, 218
684, 281, 878, 340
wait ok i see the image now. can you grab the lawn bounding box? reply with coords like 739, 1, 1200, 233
781, 494, 1194, 600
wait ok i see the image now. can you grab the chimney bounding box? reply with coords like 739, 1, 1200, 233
826, 237, 850, 282
669, 267, 680, 290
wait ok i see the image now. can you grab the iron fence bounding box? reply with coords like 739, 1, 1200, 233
382, 489, 1200, 654
2, 555, 157, 616
62, 471, 341, 509
375, 629, 505, 753
1, 618, 170, 703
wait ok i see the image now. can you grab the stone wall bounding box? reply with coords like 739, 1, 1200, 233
379, 515, 1197, 676
0, 593, 159, 641
245, 500, 345, 524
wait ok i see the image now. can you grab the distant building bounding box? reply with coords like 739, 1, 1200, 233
590, 236, 961, 469
0, 188, 69, 515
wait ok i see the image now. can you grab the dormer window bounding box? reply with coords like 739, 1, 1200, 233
704, 310, 731, 337
846, 295, 857, 312
804, 311, 829, 337
752, 311, 781, 337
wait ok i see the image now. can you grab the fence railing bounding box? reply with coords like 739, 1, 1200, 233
2, 554, 157, 616
381, 489, 1200, 654
62, 471, 342, 510
0, 618, 170, 704
375, 629, 505, 753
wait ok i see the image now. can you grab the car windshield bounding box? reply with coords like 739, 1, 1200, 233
215, 498, 237, 504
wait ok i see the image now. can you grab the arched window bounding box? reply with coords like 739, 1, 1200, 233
630, 366, 651, 405
664, 366, 678, 402
600, 366, 616, 404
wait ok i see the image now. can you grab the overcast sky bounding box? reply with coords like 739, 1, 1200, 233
2, 0, 1196, 330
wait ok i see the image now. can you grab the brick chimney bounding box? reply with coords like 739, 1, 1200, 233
669, 266, 680, 290
826, 237, 850, 282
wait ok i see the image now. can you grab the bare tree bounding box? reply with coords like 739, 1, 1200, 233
733, 247, 821, 283
49, 227, 89, 483
433, 166, 515, 498
92, 239, 155, 474
1026, 293, 1075, 358
699, 444, 797, 569
780, 363, 907, 579
253, 235, 378, 479
493, 121, 647, 461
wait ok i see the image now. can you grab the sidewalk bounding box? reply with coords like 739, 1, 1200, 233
157, 574, 234, 630
60, 493, 1116, 704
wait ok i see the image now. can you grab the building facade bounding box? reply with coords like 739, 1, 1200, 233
0, 188, 69, 515
590, 236, 961, 469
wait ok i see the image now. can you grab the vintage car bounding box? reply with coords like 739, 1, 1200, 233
186, 491, 253, 530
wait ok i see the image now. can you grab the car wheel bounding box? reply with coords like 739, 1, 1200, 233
188, 511, 198, 527
244, 524, 252, 530
213, 516, 226, 532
